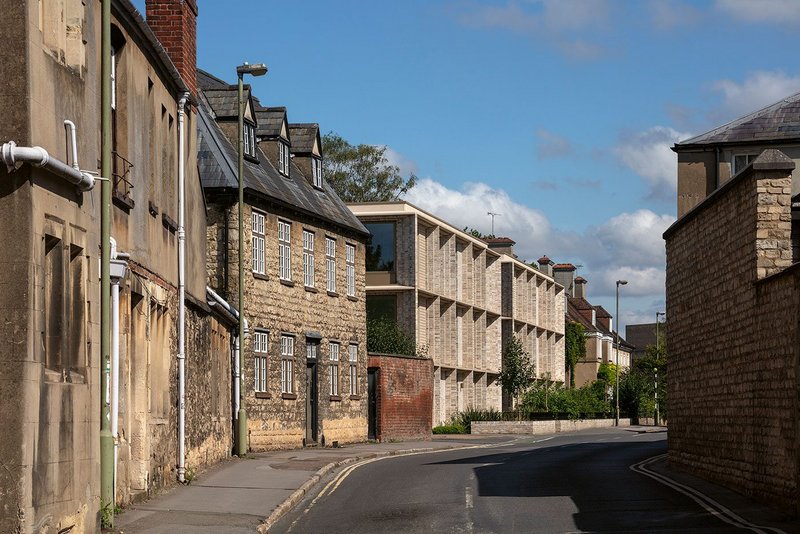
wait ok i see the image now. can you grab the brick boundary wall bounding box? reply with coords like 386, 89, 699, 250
368, 353, 433, 441
664, 150, 799, 513
471, 419, 629, 435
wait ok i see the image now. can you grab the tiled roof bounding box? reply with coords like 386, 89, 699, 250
676, 91, 800, 147
595, 306, 611, 318
537, 255, 551, 264
487, 237, 515, 245
626, 323, 658, 351
553, 263, 576, 270
197, 102, 368, 237
254, 104, 287, 139
575, 276, 587, 283
288, 124, 319, 155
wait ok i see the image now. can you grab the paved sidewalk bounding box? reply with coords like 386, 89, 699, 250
112, 435, 512, 534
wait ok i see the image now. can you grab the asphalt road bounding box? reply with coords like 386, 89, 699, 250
271, 427, 774, 534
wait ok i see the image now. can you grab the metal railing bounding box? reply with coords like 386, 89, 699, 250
112, 150, 134, 201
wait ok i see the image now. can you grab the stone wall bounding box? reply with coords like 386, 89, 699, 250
368, 353, 433, 441
472, 418, 628, 435
665, 150, 799, 513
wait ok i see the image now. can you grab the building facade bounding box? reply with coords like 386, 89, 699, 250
349, 202, 565, 425
0, 0, 236, 531
199, 70, 370, 450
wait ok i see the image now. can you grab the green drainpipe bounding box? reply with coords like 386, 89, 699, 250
100, 0, 114, 525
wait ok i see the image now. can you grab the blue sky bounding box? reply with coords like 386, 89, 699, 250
135, 0, 800, 329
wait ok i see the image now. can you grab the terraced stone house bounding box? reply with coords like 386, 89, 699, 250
198, 69, 370, 450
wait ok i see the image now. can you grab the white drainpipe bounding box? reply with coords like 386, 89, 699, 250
1, 120, 94, 191
109, 238, 129, 504
206, 287, 248, 422
177, 92, 190, 483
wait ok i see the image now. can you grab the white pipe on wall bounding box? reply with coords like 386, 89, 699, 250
206, 286, 247, 419
177, 92, 190, 483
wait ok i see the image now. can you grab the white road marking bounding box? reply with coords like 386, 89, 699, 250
465, 486, 474, 508
630, 454, 786, 534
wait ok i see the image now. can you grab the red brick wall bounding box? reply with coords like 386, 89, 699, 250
145, 0, 198, 97
368, 354, 433, 442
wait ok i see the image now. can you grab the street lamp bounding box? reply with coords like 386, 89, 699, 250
236, 61, 267, 457
615, 279, 628, 426
654, 366, 659, 427
655, 311, 665, 352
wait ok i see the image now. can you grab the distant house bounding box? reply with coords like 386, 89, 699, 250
626, 322, 660, 361
666, 89, 800, 511
542, 260, 632, 388
198, 69, 371, 450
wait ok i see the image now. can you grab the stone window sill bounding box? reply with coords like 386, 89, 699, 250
347, 295, 358, 302
327, 291, 339, 298
349, 395, 361, 401
280, 279, 295, 287
281, 392, 297, 400
253, 272, 269, 281
329, 395, 342, 402
305, 285, 318, 293
255, 392, 271, 399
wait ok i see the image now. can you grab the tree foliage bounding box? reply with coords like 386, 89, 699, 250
498, 336, 535, 413
462, 227, 494, 240
366, 317, 426, 357
565, 321, 586, 388
322, 132, 417, 202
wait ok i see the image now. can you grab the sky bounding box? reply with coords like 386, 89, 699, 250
134, 0, 800, 330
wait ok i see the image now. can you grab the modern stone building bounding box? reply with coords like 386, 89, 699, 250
198, 69, 371, 450
349, 202, 565, 425
667, 121, 800, 513
0, 0, 238, 531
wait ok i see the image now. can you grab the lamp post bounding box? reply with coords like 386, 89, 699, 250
654, 366, 659, 426
655, 311, 665, 352
236, 62, 267, 457
615, 279, 627, 426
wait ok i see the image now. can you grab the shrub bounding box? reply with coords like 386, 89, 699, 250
452, 408, 503, 433
432, 423, 466, 434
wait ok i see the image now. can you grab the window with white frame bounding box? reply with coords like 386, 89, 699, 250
346, 243, 356, 297
348, 344, 358, 396
281, 335, 294, 394
252, 211, 266, 275
329, 342, 340, 396
303, 230, 315, 287
244, 122, 257, 158
312, 157, 323, 188
253, 331, 268, 392
278, 220, 292, 281
326, 237, 336, 293
733, 153, 759, 175
278, 141, 290, 176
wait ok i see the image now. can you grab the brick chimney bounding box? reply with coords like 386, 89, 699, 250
552, 263, 576, 297
574, 276, 587, 299
486, 237, 516, 257
537, 255, 553, 277
146, 0, 198, 98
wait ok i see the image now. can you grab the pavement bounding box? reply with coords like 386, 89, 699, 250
112, 428, 800, 534
111, 434, 513, 534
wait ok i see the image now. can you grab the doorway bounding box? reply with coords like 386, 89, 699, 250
367, 368, 378, 440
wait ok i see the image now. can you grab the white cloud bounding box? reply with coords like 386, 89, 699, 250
711, 71, 800, 121
590, 209, 675, 269
536, 129, 572, 160
715, 0, 800, 25
455, 0, 611, 60
382, 146, 419, 177
614, 126, 692, 201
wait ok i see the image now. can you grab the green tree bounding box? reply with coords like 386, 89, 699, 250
564, 321, 586, 388
462, 227, 494, 240
366, 317, 426, 357
498, 336, 535, 417
322, 132, 417, 202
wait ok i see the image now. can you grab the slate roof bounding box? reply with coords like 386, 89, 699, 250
197, 99, 368, 237
626, 323, 658, 351
566, 298, 634, 350
288, 124, 320, 155
254, 105, 287, 139
676, 91, 800, 148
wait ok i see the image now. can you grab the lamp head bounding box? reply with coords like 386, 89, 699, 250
616, 279, 628, 286
237, 62, 268, 77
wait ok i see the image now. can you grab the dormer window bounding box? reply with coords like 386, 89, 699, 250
243, 122, 257, 159
312, 157, 323, 188
278, 141, 290, 176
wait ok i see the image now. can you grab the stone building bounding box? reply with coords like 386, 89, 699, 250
349, 202, 565, 425
673, 90, 800, 219
0, 0, 237, 531
198, 69, 370, 450
666, 149, 799, 512
541, 260, 632, 388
